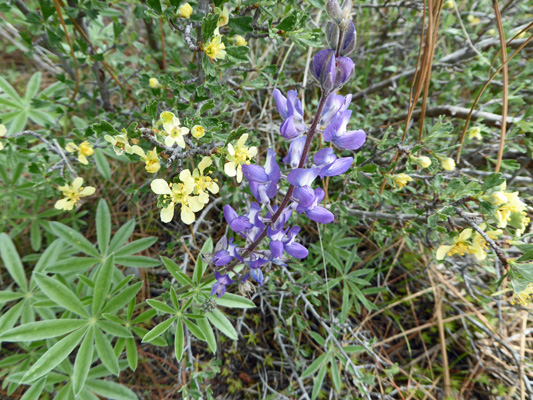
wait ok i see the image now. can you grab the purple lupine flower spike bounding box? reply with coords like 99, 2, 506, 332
311, 49, 336, 93
211, 271, 235, 297
243, 149, 281, 204
273, 89, 306, 140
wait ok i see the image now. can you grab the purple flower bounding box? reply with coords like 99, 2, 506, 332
243, 149, 281, 204
320, 93, 352, 127
314, 148, 353, 177
267, 226, 308, 261
247, 258, 267, 285
311, 50, 354, 94
287, 167, 319, 187
223, 205, 253, 233
282, 136, 307, 168
273, 89, 306, 140
323, 110, 366, 150
295, 187, 335, 224
211, 271, 235, 297
326, 21, 357, 57
211, 237, 239, 266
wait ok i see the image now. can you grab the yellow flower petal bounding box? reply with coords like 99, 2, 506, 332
151, 179, 172, 195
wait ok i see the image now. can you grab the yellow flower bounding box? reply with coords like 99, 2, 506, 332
469, 223, 503, 260
149, 78, 160, 88
150, 173, 204, 224
54, 177, 96, 211
182, 156, 219, 204
409, 155, 431, 169
441, 157, 455, 171
467, 15, 480, 25
105, 134, 133, 156
444, 0, 454, 9
511, 283, 533, 306
178, 3, 193, 19
0, 124, 6, 150
204, 35, 226, 61
191, 125, 206, 139
391, 173, 413, 189
132, 145, 161, 174
160, 111, 190, 148
436, 229, 473, 260
232, 35, 247, 47
224, 133, 257, 183
468, 127, 482, 140
486, 182, 529, 229
66, 141, 94, 165
215, 6, 229, 27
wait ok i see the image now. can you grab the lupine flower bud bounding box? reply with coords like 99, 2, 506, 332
340, 0, 353, 30
326, 0, 343, 24
311, 50, 354, 94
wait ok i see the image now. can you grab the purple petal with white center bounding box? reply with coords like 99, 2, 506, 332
306, 207, 335, 224
314, 187, 326, 204
223, 204, 238, 225
269, 240, 284, 259
273, 89, 288, 119
248, 202, 265, 229
286, 90, 304, 119
333, 129, 366, 150
230, 216, 253, 232
320, 157, 353, 177
314, 148, 337, 166
284, 226, 301, 243
265, 181, 277, 199
242, 164, 269, 183
282, 136, 306, 168
213, 250, 232, 267
284, 243, 308, 259
280, 117, 303, 140
294, 186, 316, 209
323, 110, 351, 142
265, 149, 281, 183
320, 93, 352, 126
287, 168, 319, 187
257, 184, 270, 204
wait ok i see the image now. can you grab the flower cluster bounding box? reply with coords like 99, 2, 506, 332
484, 182, 529, 235
207, 0, 366, 295
54, 177, 95, 211
66, 141, 94, 165
436, 225, 503, 262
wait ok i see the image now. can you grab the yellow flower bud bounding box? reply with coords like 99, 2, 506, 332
391, 173, 413, 189
467, 127, 482, 140
488, 28, 496, 36
409, 155, 431, 169
444, 0, 454, 9
233, 35, 247, 47
191, 125, 206, 139
149, 78, 160, 88
178, 3, 193, 19
441, 157, 456, 171
467, 15, 480, 25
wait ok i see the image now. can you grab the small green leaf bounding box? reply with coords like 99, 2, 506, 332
96, 200, 111, 254
98, 320, 132, 338
312, 365, 327, 400
330, 358, 342, 392
73, 327, 94, 396
0, 233, 27, 291
50, 222, 100, 257
93, 256, 115, 315
198, 318, 216, 353
95, 328, 119, 375
114, 255, 160, 268
46, 257, 99, 274
193, 237, 213, 284
0, 290, 24, 304
0, 319, 87, 342
94, 148, 112, 180
101, 282, 143, 314
30, 222, 42, 252
183, 318, 206, 341
34, 273, 89, 317
85, 378, 139, 400
114, 237, 157, 257
214, 293, 255, 309
24, 72, 42, 102
108, 220, 135, 253
147, 299, 176, 314
174, 319, 184, 361
142, 316, 177, 343
206, 309, 237, 340
161, 257, 194, 286
20, 376, 46, 400
126, 338, 138, 371
23, 327, 87, 383
0, 75, 23, 104
301, 353, 328, 378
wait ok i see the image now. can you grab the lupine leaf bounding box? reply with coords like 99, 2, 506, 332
108, 220, 135, 253
206, 309, 237, 340
50, 222, 100, 257
142, 316, 176, 343
0, 233, 27, 291
214, 293, 255, 309
33, 273, 89, 317
93, 256, 115, 315
73, 327, 94, 396
95, 328, 119, 376
96, 199, 111, 254
0, 319, 87, 342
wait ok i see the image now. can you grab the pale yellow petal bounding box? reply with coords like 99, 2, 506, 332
198, 157, 212, 173
179, 169, 192, 182
72, 177, 84, 189
189, 196, 204, 212
181, 206, 195, 224
79, 186, 95, 196
54, 198, 68, 210
225, 162, 236, 177
436, 245, 453, 260
161, 205, 175, 223
236, 165, 243, 183
227, 143, 235, 156
176, 136, 186, 149
78, 155, 88, 165
458, 228, 472, 241
132, 145, 146, 158
165, 136, 175, 147
248, 146, 258, 158
208, 181, 219, 194
151, 179, 172, 195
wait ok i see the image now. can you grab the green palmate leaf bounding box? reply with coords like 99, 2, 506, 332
54, 382, 73, 400
161, 257, 194, 286
183, 318, 205, 341
0, 290, 24, 304
0, 233, 27, 291
114, 237, 157, 257
73, 327, 94, 396
214, 293, 255, 309
46, 257, 99, 274
50, 222, 100, 257
108, 220, 135, 253
98, 320, 132, 338
126, 338, 138, 371
147, 299, 176, 314
7, 111, 28, 133
93, 256, 115, 315
198, 318, 216, 353
174, 319, 184, 361
23, 327, 87, 383
114, 255, 160, 268
20, 376, 46, 400
94, 148, 111, 180
96, 200, 111, 254
301, 353, 328, 378
142, 316, 177, 343
206, 309, 237, 340
95, 328, 119, 376
24, 72, 42, 102
101, 282, 143, 314
0, 319, 87, 342
33, 273, 89, 317
85, 379, 139, 400
0, 75, 23, 104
